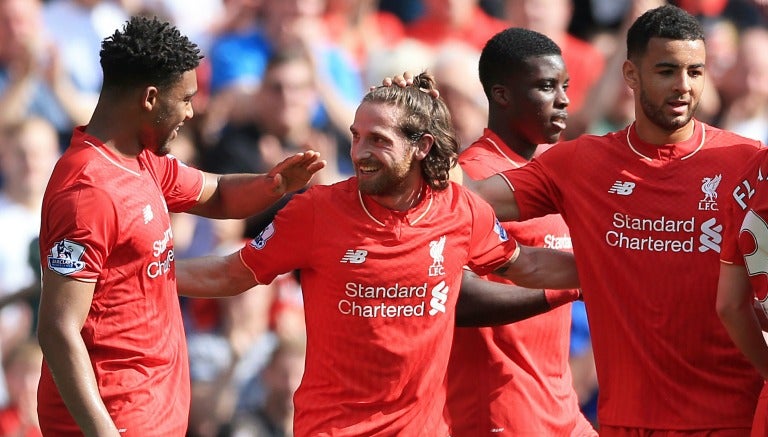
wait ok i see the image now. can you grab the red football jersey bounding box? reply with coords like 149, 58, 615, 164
720, 148, 768, 435
37, 127, 203, 436
448, 129, 588, 436
501, 121, 763, 429
239, 178, 519, 436
722, 148, 768, 301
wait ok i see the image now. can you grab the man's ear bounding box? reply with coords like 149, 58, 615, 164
414, 134, 434, 160
622, 59, 639, 92
141, 86, 159, 112
491, 84, 509, 106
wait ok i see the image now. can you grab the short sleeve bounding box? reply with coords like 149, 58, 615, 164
40, 187, 118, 281
499, 146, 568, 221
463, 188, 519, 276
155, 154, 204, 213
239, 190, 316, 284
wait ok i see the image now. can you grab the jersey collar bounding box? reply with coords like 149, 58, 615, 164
479, 129, 528, 168
357, 184, 434, 227
625, 120, 705, 162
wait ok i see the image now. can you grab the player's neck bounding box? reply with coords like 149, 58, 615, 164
487, 124, 537, 161
633, 117, 696, 146
86, 113, 143, 158
368, 181, 425, 212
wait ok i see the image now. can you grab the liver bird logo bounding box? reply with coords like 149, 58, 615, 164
701, 174, 722, 202
429, 235, 446, 277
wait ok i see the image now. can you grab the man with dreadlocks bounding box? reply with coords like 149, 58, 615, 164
36, 16, 324, 436
175, 71, 581, 436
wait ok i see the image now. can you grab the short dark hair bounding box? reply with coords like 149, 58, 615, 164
626, 5, 704, 61
364, 72, 458, 191
100, 16, 202, 91
478, 27, 562, 99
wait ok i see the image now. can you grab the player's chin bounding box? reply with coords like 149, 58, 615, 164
542, 127, 564, 144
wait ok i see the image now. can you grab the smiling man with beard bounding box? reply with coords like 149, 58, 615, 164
174, 72, 583, 436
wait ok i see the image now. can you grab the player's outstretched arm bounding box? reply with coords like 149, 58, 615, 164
457, 270, 580, 327
188, 151, 326, 219
176, 251, 259, 298
493, 245, 580, 290
716, 262, 768, 379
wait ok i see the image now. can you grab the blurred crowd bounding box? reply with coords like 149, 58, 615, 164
2, 0, 768, 435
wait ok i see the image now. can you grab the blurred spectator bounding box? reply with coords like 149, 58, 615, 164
0, 118, 59, 408
221, 333, 307, 437
504, 0, 605, 114
202, 48, 347, 239
202, 47, 347, 184
702, 15, 740, 95
378, 0, 422, 23
205, 0, 363, 142
0, 340, 43, 437
206, 0, 267, 95
130, 0, 225, 52
717, 25, 768, 143
406, 0, 507, 50
569, 0, 632, 41
323, 0, 406, 70
363, 38, 435, 89
0, 0, 94, 143
41, 0, 128, 95
430, 43, 487, 151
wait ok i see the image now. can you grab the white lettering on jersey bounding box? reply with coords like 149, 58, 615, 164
147, 226, 175, 279
608, 181, 636, 195
339, 281, 447, 318
733, 179, 755, 211
699, 217, 722, 253
544, 234, 572, 249
605, 213, 697, 253
698, 174, 722, 211
340, 249, 368, 264
428, 236, 446, 277
152, 226, 173, 257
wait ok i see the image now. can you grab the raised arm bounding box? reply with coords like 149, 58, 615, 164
175, 251, 259, 298
187, 151, 326, 219
716, 262, 768, 379
456, 270, 579, 327
37, 271, 121, 437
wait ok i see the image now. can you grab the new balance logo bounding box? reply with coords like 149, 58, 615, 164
608, 181, 636, 196
340, 249, 368, 264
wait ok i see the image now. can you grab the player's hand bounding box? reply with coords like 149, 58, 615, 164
267, 151, 326, 195
372, 71, 440, 98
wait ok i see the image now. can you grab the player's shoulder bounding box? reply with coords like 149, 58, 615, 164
292, 178, 358, 206
446, 181, 494, 213
702, 122, 764, 152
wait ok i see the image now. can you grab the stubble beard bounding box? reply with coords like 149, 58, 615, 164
639, 89, 698, 132
357, 155, 415, 196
